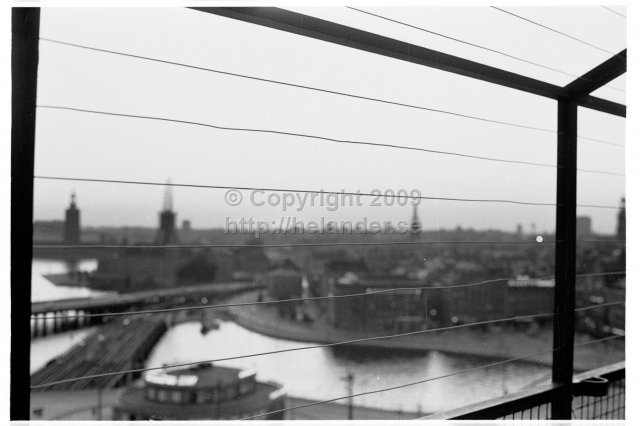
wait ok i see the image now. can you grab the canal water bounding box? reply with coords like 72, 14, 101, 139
32, 258, 104, 302
145, 321, 550, 414
31, 259, 550, 415
31, 259, 105, 373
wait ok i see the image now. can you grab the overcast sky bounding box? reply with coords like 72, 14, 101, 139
33, 6, 626, 234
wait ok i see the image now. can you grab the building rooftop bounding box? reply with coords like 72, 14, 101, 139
145, 363, 252, 390
334, 274, 427, 291
117, 381, 282, 420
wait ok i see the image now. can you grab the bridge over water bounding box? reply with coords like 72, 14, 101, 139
31, 281, 260, 337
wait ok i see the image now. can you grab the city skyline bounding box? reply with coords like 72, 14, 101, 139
35, 187, 625, 236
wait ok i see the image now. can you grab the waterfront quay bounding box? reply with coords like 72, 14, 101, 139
225, 291, 624, 372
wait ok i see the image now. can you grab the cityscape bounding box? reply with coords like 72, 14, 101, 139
28, 186, 625, 420
12, 4, 627, 422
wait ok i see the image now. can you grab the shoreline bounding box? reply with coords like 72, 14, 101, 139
222, 291, 623, 372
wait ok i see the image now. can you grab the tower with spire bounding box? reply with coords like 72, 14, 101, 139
409, 205, 422, 238
64, 191, 81, 244
156, 181, 178, 245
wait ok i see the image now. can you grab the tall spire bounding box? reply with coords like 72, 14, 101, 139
64, 190, 81, 244
410, 205, 422, 237
163, 180, 173, 212
157, 180, 178, 245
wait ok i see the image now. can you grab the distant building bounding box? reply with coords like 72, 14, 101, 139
182, 220, 191, 231
91, 248, 188, 290
577, 216, 592, 237
328, 275, 431, 333
318, 257, 369, 297
33, 220, 64, 243
409, 205, 422, 238
157, 183, 178, 245
326, 273, 555, 333
266, 268, 303, 301
505, 276, 555, 317
617, 197, 625, 239
604, 277, 625, 334
90, 247, 218, 292
64, 192, 81, 244
113, 363, 285, 420
232, 238, 270, 279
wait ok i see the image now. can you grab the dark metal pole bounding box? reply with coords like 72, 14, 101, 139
348, 378, 353, 420
11, 7, 40, 420
551, 98, 578, 419
342, 372, 354, 420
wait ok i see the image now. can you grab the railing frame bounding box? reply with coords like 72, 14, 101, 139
552, 97, 578, 418
422, 362, 625, 420
12, 7, 40, 420
192, 8, 626, 419
13, 6, 625, 420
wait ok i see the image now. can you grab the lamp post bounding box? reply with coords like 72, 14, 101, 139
341, 372, 354, 420
96, 333, 105, 420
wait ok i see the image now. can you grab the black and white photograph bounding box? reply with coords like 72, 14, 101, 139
8, 1, 634, 422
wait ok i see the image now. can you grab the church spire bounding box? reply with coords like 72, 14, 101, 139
64, 190, 80, 244
163, 180, 173, 212
409, 204, 422, 237
157, 180, 178, 245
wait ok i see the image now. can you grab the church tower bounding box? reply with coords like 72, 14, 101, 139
409, 204, 422, 238
64, 191, 81, 244
156, 182, 178, 245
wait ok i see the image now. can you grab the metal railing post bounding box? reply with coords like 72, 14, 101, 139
551, 98, 578, 419
11, 7, 40, 420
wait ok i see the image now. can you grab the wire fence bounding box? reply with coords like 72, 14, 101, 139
246, 334, 624, 420
38, 36, 624, 148
30, 301, 624, 390
573, 377, 625, 419
28, 6, 626, 421
34, 175, 623, 209
346, 7, 625, 94
32, 271, 626, 321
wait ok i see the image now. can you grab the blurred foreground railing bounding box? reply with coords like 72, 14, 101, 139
422, 361, 624, 420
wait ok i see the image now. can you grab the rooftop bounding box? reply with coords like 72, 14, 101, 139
145, 363, 252, 389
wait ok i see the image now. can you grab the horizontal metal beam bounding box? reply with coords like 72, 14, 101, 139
421, 384, 562, 420
193, 7, 561, 98
191, 7, 625, 117
565, 50, 627, 99
578, 95, 625, 118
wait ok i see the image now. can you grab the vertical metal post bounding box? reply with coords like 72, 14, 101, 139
12, 7, 40, 420
342, 372, 354, 420
347, 381, 353, 420
551, 98, 578, 419
97, 387, 103, 420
